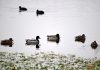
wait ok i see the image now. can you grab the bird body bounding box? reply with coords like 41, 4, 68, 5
1, 38, 13, 47
47, 35, 58, 41
75, 34, 86, 43
26, 36, 40, 49
19, 6, 27, 12
36, 9, 44, 16
26, 39, 39, 45
47, 34, 60, 43
91, 41, 98, 49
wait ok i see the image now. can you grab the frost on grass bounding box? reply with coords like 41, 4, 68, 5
0, 52, 100, 70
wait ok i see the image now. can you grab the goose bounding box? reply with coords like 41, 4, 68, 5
91, 41, 98, 49
47, 34, 60, 43
75, 34, 86, 43
1, 38, 13, 47
26, 36, 40, 49
36, 9, 44, 16
19, 6, 27, 12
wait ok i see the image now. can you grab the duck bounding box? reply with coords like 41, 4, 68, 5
26, 36, 40, 49
47, 34, 60, 43
36, 9, 44, 16
1, 38, 13, 47
75, 34, 86, 43
91, 41, 98, 49
19, 6, 27, 12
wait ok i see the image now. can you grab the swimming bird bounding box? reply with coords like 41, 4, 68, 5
19, 6, 27, 12
1, 38, 13, 47
47, 34, 60, 43
36, 9, 44, 16
26, 36, 40, 49
75, 34, 86, 43
91, 41, 98, 49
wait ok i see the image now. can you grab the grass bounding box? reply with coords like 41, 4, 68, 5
0, 52, 99, 70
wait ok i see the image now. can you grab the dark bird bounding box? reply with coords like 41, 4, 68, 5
1, 38, 13, 47
91, 41, 98, 49
75, 34, 86, 43
19, 6, 27, 12
36, 9, 44, 16
26, 36, 40, 49
47, 34, 60, 43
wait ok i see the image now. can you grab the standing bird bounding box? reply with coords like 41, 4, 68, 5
19, 6, 27, 12
26, 36, 40, 49
36, 9, 44, 16
1, 38, 13, 47
75, 34, 86, 43
91, 41, 98, 49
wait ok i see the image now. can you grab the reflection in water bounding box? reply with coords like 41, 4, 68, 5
94, 45, 100, 55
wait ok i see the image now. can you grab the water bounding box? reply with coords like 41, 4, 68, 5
0, 0, 100, 59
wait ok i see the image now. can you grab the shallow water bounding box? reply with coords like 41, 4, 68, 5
0, 0, 100, 59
